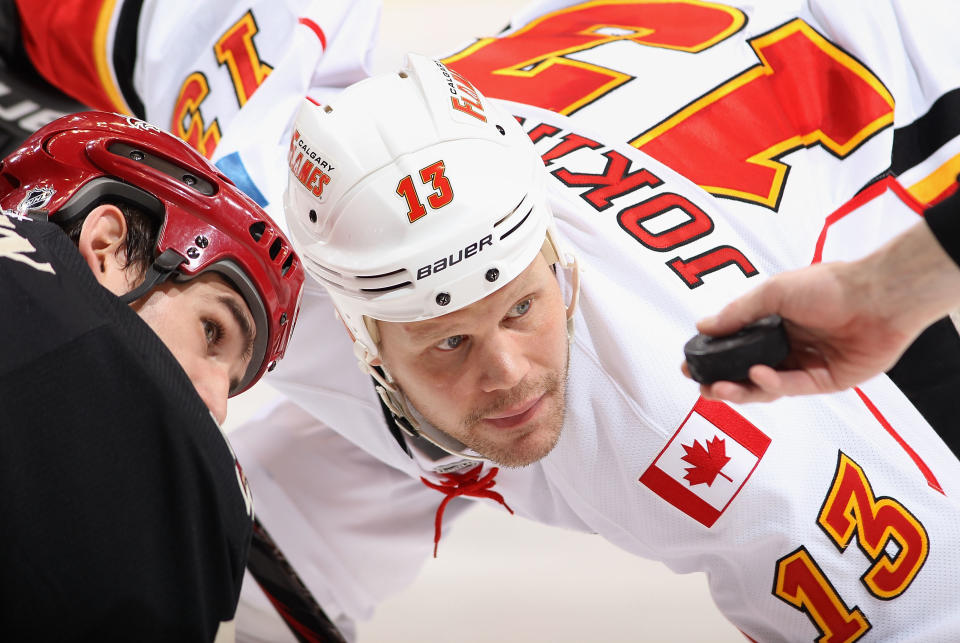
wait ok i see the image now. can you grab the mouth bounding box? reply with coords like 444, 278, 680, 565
482, 394, 545, 430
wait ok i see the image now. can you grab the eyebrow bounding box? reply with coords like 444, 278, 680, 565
219, 294, 256, 386
403, 284, 537, 345
405, 318, 460, 344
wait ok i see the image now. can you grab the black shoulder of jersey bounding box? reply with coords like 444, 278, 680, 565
0, 214, 252, 640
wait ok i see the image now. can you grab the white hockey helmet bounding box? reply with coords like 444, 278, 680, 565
284, 54, 566, 361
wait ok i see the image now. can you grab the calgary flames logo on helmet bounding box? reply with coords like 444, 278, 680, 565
433, 60, 487, 123
288, 128, 336, 200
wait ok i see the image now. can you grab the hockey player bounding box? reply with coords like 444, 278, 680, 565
11, 1, 960, 640
269, 56, 960, 642
10, 0, 959, 441
0, 111, 303, 641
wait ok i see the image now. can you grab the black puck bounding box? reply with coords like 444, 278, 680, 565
684, 314, 790, 384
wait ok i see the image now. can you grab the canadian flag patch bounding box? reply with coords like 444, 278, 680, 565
639, 398, 770, 527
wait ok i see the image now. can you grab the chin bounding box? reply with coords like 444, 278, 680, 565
474, 415, 565, 469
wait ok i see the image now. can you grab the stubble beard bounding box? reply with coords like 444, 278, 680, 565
429, 361, 569, 468
468, 373, 567, 468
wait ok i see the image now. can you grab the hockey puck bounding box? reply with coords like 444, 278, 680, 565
684, 314, 790, 384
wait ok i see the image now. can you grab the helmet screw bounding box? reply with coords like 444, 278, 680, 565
186, 247, 200, 259
436, 292, 451, 306
129, 150, 145, 161
182, 174, 197, 186
485, 268, 500, 282
194, 235, 208, 248
496, 125, 506, 136
308, 209, 317, 223
280, 312, 288, 326
267, 360, 278, 372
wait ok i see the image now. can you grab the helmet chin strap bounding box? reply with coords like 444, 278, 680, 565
355, 343, 484, 461
355, 253, 581, 462
118, 249, 187, 305
563, 254, 580, 342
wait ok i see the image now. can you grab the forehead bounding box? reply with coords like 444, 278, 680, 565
384, 254, 551, 341
178, 273, 254, 323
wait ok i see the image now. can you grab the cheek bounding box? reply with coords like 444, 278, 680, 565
385, 352, 468, 410
400, 359, 463, 398
539, 300, 570, 365
145, 314, 201, 369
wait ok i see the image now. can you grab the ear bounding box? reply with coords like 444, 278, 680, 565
77, 204, 135, 296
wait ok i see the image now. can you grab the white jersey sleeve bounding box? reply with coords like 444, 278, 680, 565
15, 0, 380, 226
230, 395, 477, 640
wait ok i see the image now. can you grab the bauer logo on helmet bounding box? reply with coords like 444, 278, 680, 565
417, 233, 493, 280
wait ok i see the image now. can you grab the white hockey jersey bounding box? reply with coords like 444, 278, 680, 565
18, 0, 960, 641
233, 100, 960, 641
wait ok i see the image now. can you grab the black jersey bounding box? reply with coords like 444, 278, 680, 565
0, 212, 252, 641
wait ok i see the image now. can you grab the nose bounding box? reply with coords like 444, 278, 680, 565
191, 360, 231, 425
477, 330, 530, 393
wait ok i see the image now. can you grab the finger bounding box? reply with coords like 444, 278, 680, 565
749, 364, 839, 397
699, 379, 781, 404
696, 281, 782, 337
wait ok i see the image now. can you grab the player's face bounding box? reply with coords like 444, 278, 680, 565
378, 254, 569, 467
132, 273, 255, 424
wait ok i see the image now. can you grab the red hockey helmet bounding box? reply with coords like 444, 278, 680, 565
0, 111, 305, 395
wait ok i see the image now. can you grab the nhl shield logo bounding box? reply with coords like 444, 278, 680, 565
10, 186, 56, 220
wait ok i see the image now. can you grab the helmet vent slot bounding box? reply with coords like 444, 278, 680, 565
361, 281, 412, 293
108, 142, 215, 196
269, 237, 283, 260
281, 254, 295, 277
494, 197, 525, 228
358, 268, 406, 279
249, 221, 267, 242
304, 255, 342, 279
499, 206, 532, 241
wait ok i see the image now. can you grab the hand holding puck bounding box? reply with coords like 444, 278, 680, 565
684, 314, 790, 384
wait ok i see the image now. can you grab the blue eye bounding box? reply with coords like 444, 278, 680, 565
435, 335, 466, 352
507, 299, 532, 318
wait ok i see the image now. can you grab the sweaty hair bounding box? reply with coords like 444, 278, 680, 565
61, 200, 160, 279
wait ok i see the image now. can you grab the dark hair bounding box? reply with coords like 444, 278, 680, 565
60, 201, 160, 278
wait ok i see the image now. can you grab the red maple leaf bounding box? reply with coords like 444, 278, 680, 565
681, 436, 733, 487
